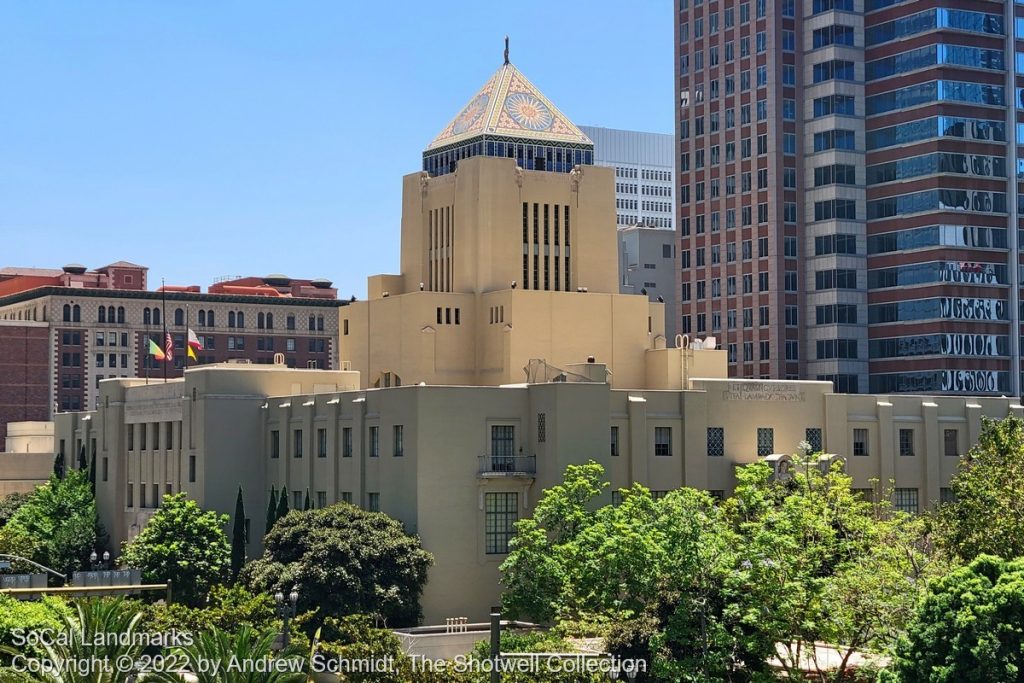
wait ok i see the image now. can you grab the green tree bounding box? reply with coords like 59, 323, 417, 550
77, 444, 86, 472
88, 450, 96, 494
243, 504, 432, 627
266, 485, 278, 535
936, 415, 1024, 561
120, 493, 230, 607
0, 492, 30, 528
723, 458, 935, 681
890, 554, 1024, 682
0, 595, 72, 662
231, 487, 246, 582
303, 488, 311, 511
139, 584, 277, 636
277, 485, 290, 522
52, 451, 65, 480
5, 470, 99, 577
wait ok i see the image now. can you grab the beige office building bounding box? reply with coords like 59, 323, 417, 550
53, 52, 1024, 623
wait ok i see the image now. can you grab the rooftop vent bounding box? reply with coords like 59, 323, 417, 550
62, 263, 87, 275
263, 274, 292, 286
310, 278, 333, 289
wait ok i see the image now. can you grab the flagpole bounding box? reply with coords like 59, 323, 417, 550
161, 279, 168, 381
184, 303, 190, 372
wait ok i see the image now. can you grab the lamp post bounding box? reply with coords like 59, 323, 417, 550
273, 588, 299, 651
89, 550, 111, 571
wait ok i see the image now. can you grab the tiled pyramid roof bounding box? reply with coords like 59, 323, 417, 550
426, 61, 593, 152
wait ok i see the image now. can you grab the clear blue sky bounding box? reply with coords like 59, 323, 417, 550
1, 1, 672, 298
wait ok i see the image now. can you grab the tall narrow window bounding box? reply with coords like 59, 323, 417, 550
317, 428, 327, 458
270, 430, 280, 459
369, 426, 379, 457
342, 427, 352, 457
393, 425, 404, 457
293, 429, 303, 458
944, 429, 958, 457
610, 426, 619, 456
485, 492, 518, 554
853, 428, 868, 456
757, 427, 774, 456
899, 429, 914, 456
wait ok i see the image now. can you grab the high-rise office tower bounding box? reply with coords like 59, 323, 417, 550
582, 126, 678, 340
676, 0, 1022, 395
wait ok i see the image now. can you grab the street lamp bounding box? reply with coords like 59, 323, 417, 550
608, 661, 639, 680
273, 588, 299, 651
89, 550, 112, 571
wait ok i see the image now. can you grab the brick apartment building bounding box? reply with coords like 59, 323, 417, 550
0, 262, 343, 448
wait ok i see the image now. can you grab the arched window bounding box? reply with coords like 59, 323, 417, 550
143, 308, 151, 325
317, 315, 324, 331
308, 315, 315, 331
174, 308, 184, 326
198, 310, 206, 326
266, 312, 274, 329
207, 310, 215, 326
63, 304, 71, 322
152, 308, 160, 326
98, 307, 106, 323
117, 307, 125, 323
258, 313, 265, 329
72, 305, 80, 322
107, 306, 115, 322
236, 311, 244, 328
228, 311, 235, 328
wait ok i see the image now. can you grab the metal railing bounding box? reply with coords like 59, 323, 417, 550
478, 455, 536, 474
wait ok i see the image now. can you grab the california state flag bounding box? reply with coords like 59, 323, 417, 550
187, 328, 203, 361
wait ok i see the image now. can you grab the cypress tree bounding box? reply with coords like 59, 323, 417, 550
78, 444, 87, 471
265, 485, 278, 534
53, 452, 66, 480
277, 486, 289, 522
231, 486, 246, 581
303, 488, 311, 511
89, 451, 97, 494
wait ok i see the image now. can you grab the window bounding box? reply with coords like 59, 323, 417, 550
707, 427, 725, 456
482, 426, 514, 466
317, 491, 327, 508
940, 488, 956, 504
342, 427, 352, 457
293, 429, 303, 458
393, 425, 404, 457
485, 492, 518, 554
368, 492, 380, 512
806, 428, 823, 453
341, 492, 353, 504
757, 428, 774, 456
610, 426, 620, 456
655, 427, 672, 456
317, 428, 327, 458
853, 428, 868, 456
102, 457, 108, 482
894, 488, 919, 513
537, 413, 546, 443
270, 430, 280, 459
369, 426, 379, 457
944, 429, 958, 457
899, 428, 915, 456
188, 455, 196, 483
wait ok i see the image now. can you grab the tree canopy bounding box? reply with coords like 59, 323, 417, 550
120, 493, 230, 607
889, 554, 1024, 682
936, 415, 1024, 562
243, 503, 432, 628
2, 471, 99, 577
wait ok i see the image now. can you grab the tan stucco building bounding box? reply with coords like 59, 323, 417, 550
51, 53, 1024, 624
55, 364, 1022, 623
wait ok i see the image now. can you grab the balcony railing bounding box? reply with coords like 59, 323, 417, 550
478, 455, 536, 476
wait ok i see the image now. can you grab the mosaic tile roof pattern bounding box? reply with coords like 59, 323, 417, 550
426, 63, 593, 151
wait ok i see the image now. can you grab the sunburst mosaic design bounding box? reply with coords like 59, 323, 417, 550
503, 93, 553, 131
